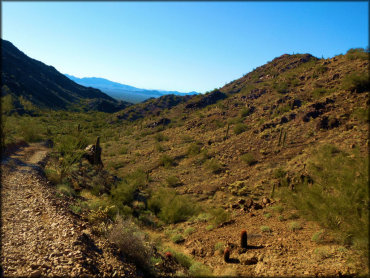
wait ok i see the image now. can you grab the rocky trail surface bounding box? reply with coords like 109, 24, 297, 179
1, 143, 139, 277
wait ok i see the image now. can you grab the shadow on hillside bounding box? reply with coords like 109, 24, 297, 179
247, 245, 264, 250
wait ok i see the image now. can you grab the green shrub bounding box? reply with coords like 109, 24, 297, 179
274, 82, 289, 94
158, 154, 175, 168
214, 242, 225, 255
352, 107, 369, 123
56, 183, 76, 197
184, 227, 196, 236
111, 181, 137, 211
171, 234, 185, 244
240, 107, 252, 118
313, 65, 328, 78
264, 213, 272, 219
342, 73, 370, 93
148, 188, 198, 224
241, 153, 257, 166
44, 168, 59, 185
233, 123, 248, 135
188, 262, 212, 277
19, 117, 44, 143
209, 207, 230, 226
206, 225, 214, 231
289, 221, 302, 232
260, 226, 272, 233
165, 175, 181, 187
194, 149, 211, 165
119, 146, 128, 154
311, 230, 325, 244
155, 143, 164, 152
204, 158, 223, 174
125, 169, 148, 188
274, 167, 289, 187
277, 144, 369, 252
187, 142, 202, 156
270, 205, 284, 213
70, 204, 82, 214
278, 215, 285, 222
346, 48, 369, 60
163, 247, 193, 269
312, 88, 328, 99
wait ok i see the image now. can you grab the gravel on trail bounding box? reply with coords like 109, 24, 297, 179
1, 143, 139, 277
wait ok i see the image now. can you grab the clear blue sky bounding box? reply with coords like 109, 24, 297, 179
2, 1, 368, 93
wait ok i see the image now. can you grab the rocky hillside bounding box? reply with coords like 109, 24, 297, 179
94, 49, 368, 276
2, 48, 368, 277
1, 39, 131, 113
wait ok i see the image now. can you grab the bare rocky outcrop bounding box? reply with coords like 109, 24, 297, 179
83, 136, 103, 167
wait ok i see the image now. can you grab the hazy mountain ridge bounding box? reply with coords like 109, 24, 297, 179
1, 39, 131, 113
65, 74, 199, 104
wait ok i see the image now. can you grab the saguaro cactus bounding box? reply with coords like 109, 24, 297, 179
224, 247, 230, 262
94, 136, 103, 166
241, 230, 248, 249
278, 128, 283, 146
224, 123, 230, 140
282, 130, 287, 147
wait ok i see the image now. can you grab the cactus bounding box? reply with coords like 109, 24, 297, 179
270, 183, 276, 198
223, 247, 230, 262
94, 136, 103, 166
165, 251, 173, 259
224, 123, 230, 140
241, 230, 248, 249
278, 128, 283, 146
282, 130, 287, 147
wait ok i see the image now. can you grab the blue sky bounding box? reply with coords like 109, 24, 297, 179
2, 1, 368, 93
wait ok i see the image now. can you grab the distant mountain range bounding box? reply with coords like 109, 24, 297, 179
1, 39, 130, 113
65, 74, 199, 104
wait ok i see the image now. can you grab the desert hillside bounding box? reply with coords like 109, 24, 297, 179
1, 48, 369, 277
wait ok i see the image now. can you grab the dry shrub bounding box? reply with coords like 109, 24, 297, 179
108, 217, 153, 273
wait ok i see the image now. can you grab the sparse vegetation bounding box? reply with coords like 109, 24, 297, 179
342, 72, 370, 93
204, 158, 223, 174
214, 242, 225, 255
188, 262, 212, 276
108, 217, 155, 273
184, 227, 196, 236
187, 142, 202, 156
148, 188, 199, 224
289, 221, 302, 232
233, 123, 248, 135
171, 234, 185, 244
3, 47, 369, 276
158, 154, 175, 168
241, 152, 257, 166
311, 230, 325, 244
260, 226, 272, 233
278, 145, 369, 252
165, 175, 181, 187
346, 48, 369, 61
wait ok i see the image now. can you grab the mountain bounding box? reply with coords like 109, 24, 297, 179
2, 48, 369, 277
65, 74, 199, 104
1, 39, 131, 113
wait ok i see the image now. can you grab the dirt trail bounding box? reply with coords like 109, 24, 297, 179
1, 143, 138, 277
